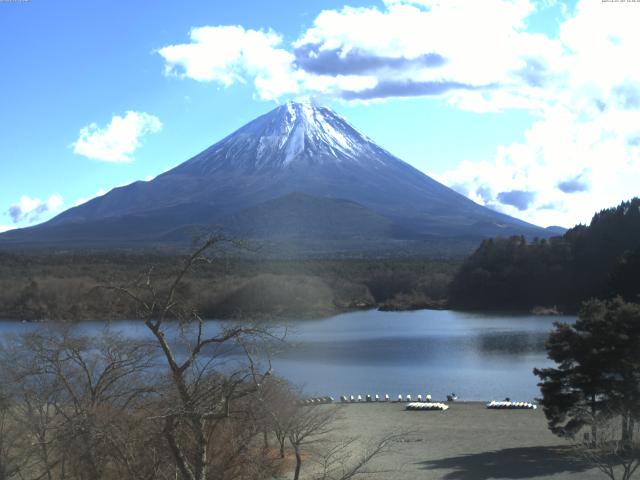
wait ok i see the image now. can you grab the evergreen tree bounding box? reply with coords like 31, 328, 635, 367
450, 197, 640, 312
534, 298, 640, 445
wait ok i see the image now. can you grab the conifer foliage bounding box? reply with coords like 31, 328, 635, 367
534, 298, 640, 446
450, 198, 640, 312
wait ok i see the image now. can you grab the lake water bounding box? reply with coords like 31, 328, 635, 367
0, 309, 571, 402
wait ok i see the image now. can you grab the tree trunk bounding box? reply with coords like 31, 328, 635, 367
39, 439, 53, 480
81, 430, 101, 480
293, 444, 302, 480
622, 413, 631, 448
164, 418, 195, 480
590, 395, 598, 446
193, 417, 208, 480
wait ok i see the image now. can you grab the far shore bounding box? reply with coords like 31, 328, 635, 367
0, 304, 577, 324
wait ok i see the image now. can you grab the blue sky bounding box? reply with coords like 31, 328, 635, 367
2, 0, 639, 232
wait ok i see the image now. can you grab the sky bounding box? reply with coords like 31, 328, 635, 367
1, 0, 639, 232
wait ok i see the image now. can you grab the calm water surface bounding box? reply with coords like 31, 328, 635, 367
0, 309, 572, 401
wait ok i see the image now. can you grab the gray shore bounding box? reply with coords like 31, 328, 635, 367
324, 402, 604, 480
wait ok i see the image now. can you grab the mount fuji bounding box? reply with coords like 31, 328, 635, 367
1, 101, 552, 255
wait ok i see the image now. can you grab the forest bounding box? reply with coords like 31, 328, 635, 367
0, 250, 457, 321
449, 198, 640, 312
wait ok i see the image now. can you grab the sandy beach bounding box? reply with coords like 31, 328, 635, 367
324, 402, 605, 480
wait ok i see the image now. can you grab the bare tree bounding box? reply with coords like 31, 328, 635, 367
287, 405, 342, 480
285, 402, 404, 480
0, 328, 163, 480
0, 388, 35, 480
311, 432, 403, 480
248, 375, 297, 459
574, 412, 640, 480
106, 236, 276, 480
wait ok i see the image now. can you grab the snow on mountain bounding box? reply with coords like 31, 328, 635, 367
179, 101, 390, 173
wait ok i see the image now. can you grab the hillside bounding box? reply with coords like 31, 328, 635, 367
449, 198, 640, 312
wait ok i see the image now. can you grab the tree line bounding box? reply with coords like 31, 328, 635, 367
449, 198, 640, 312
0, 251, 458, 321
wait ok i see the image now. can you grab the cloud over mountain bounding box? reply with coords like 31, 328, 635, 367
158, 26, 297, 101
557, 174, 589, 194
497, 190, 536, 211
72, 111, 162, 163
157, 0, 552, 103
7, 194, 63, 224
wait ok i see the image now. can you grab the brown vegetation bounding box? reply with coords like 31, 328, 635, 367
0, 251, 458, 321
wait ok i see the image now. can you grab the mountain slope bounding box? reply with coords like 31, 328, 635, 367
1, 101, 551, 254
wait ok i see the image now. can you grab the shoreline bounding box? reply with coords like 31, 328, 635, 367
0, 305, 577, 323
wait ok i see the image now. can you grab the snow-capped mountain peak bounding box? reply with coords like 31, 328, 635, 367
182, 101, 386, 173
277, 101, 365, 163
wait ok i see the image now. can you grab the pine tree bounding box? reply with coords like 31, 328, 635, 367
534, 298, 640, 445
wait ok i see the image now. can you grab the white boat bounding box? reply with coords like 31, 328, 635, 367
486, 400, 537, 410
406, 402, 449, 411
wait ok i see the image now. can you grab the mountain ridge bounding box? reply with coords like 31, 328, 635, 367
1, 101, 554, 255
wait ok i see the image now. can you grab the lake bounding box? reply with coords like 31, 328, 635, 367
0, 309, 571, 401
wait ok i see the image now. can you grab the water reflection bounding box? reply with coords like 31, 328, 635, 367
270, 309, 567, 401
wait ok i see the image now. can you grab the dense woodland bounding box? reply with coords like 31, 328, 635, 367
449, 198, 640, 312
0, 251, 457, 321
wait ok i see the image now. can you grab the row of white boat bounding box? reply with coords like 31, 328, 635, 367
299, 397, 334, 405
299, 396, 537, 410
486, 400, 537, 409
340, 394, 433, 403
406, 402, 449, 411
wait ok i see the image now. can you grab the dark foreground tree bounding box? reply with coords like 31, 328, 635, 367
535, 298, 640, 443
535, 298, 640, 477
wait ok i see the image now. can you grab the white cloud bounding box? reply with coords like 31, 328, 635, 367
158, 26, 298, 101
7, 194, 64, 224
73, 111, 162, 163
157, 1, 561, 104
441, 105, 640, 227
440, 0, 640, 227
0, 225, 15, 233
